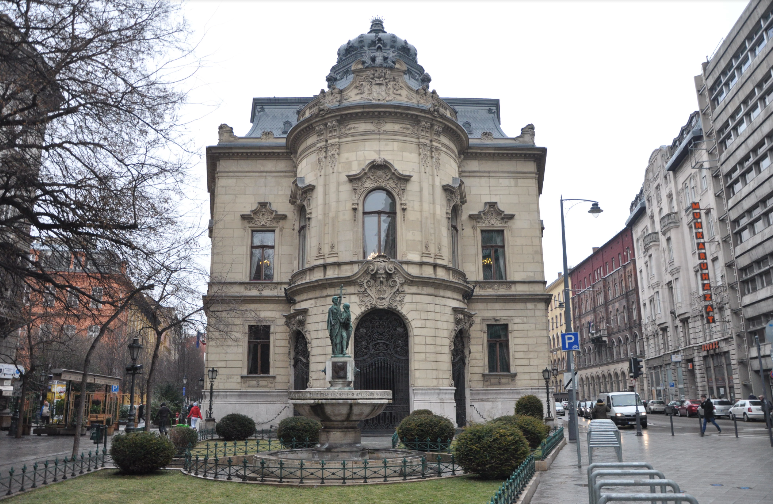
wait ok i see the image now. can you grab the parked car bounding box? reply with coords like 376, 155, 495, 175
729, 400, 765, 422
554, 402, 565, 416
646, 400, 666, 414
598, 392, 647, 428
707, 399, 732, 418
676, 400, 701, 417
582, 400, 594, 418
665, 400, 683, 415
562, 400, 569, 409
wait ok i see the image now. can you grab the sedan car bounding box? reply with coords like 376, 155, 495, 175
554, 402, 565, 416
676, 399, 701, 417
729, 400, 765, 422
711, 399, 733, 418
582, 401, 594, 418
646, 400, 666, 414
665, 400, 683, 415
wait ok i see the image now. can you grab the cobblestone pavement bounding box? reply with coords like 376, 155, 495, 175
531, 414, 773, 504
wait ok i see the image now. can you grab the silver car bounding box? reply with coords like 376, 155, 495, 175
646, 400, 666, 414
711, 399, 732, 418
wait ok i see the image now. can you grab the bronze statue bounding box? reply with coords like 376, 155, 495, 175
326, 288, 353, 356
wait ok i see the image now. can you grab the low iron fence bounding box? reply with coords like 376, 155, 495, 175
183, 452, 458, 484
538, 426, 564, 461
0, 448, 111, 498
487, 455, 536, 504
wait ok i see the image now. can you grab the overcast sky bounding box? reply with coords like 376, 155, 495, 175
180, 0, 748, 282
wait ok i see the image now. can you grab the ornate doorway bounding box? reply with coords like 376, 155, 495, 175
354, 309, 409, 432
452, 330, 467, 427
292, 332, 310, 416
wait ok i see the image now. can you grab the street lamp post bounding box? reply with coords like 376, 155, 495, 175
198, 377, 204, 403
542, 367, 553, 420
560, 196, 602, 468
206, 368, 218, 420
124, 337, 143, 433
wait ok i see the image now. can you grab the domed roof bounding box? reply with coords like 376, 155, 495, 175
327, 18, 430, 91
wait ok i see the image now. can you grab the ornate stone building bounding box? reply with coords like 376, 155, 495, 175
546, 272, 569, 395
204, 19, 550, 430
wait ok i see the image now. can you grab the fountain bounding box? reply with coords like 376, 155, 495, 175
266, 287, 394, 460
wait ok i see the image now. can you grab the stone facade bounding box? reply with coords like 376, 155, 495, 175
546, 273, 569, 394
203, 20, 551, 429
569, 230, 645, 401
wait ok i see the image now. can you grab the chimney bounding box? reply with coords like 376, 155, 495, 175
592, 247, 600, 253
557, 272, 562, 279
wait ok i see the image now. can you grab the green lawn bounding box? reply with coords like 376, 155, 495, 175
6, 469, 503, 504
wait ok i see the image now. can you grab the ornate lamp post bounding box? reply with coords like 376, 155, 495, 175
542, 367, 553, 419
206, 368, 218, 420
560, 196, 602, 466
125, 337, 143, 433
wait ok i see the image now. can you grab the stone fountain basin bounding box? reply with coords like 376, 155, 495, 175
288, 389, 391, 423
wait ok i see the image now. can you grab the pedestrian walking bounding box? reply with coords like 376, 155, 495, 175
156, 403, 171, 435
700, 394, 721, 435
759, 394, 773, 426
40, 401, 50, 425
187, 402, 203, 430
137, 403, 145, 422
592, 398, 610, 419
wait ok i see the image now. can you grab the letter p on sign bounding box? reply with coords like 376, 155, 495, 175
561, 332, 579, 351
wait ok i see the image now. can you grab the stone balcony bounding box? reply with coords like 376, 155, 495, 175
660, 212, 680, 234
643, 232, 660, 250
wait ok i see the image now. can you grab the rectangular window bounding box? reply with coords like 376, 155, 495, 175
481, 230, 506, 280
247, 325, 271, 375
63, 325, 76, 338
706, 210, 715, 238
713, 259, 723, 286
90, 287, 103, 309
43, 286, 55, 307
87, 325, 100, 338
487, 324, 510, 373
250, 231, 275, 281
67, 290, 79, 308
667, 237, 674, 262
655, 291, 662, 314
675, 277, 682, 303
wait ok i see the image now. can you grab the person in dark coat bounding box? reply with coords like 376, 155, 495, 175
156, 403, 171, 434
592, 398, 610, 419
137, 404, 145, 422
700, 394, 721, 434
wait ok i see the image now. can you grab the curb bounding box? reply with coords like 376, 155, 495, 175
535, 438, 566, 471
517, 438, 567, 504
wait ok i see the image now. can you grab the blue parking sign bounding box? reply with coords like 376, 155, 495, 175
561, 332, 579, 351
111, 385, 119, 393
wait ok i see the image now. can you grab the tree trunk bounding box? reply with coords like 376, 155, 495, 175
143, 328, 164, 431
15, 373, 29, 438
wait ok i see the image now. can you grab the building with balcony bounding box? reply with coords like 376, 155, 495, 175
627, 111, 744, 402
569, 229, 644, 401
694, 0, 773, 397
203, 19, 551, 430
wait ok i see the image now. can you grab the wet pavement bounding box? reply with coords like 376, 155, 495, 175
531, 414, 773, 504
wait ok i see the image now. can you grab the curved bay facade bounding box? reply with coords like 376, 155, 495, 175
204, 20, 550, 429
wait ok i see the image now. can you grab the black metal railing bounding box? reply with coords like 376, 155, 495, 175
0, 448, 110, 497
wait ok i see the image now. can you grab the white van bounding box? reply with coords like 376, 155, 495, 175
599, 392, 647, 428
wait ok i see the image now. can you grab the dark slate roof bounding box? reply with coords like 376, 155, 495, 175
328, 18, 429, 91
444, 98, 508, 138
246, 97, 312, 138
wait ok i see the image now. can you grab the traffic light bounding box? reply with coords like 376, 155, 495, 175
628, 357, 635, 378
633, 357, 643, 379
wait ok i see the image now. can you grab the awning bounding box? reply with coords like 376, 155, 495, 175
51, 369, 122, 387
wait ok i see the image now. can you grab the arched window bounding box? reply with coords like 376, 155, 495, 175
298, 207, 307, 268
450, 206, 460, 268
363, 190, 397, 259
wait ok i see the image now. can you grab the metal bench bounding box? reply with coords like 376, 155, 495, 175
588, 430, 623, 463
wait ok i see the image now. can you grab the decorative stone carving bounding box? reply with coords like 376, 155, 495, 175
513, 124, 535, 145
431, 145, 441, 175
245, 283, 280, 292
480, 131, 494, 141
442, 178, 467, 220
474, 282, 513, 291
419, 142, 430, 173
468, 202, 514, 228
356, 255, 407, 310
327, 143, 339, 172
241, 202, 288, 227
347, 160, 413, 202
354, 66, 403, 102
373, 120, 385, 132
289, 178, 315, 219
283, 309, 309, 342
260, 131, 275, 141
316, 146, 326, 173
218, 123, 237, 143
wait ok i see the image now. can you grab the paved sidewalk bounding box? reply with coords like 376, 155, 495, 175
531, 417, 773, 504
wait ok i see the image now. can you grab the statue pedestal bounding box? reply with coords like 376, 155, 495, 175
326, 356, 354, 389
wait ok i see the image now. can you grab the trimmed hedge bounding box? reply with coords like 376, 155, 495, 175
455, 422, 530, 480
515, 395, 544, 419
110, 432, 175, 474
490, 415, 549, 449
410, 409, 435, 416
397, 413, 455, 450
169, 425, 198, 452
215, 413, 255, 441
277, 416, 322, 448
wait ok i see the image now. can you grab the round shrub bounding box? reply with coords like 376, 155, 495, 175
455, 422, 530, 479
397, 413, 455, 450
215, 413, 255, 441
169, 425, 198, 453
277, 416, 321, 448
491, 415, 549, 449
515, 395, 544, 419
410, 409, 435, 416
110, 432, 175, 474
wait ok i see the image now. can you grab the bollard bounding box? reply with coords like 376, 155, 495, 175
670, 413, 674, 436
697, 412, 703, 437
734, 415, 739, 438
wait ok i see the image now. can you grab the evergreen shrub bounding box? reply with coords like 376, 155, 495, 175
397, 413, 455, 450
169, 425, 198, 453
491, 415, 550, 449
215, 413, 255, 441
454, 422, 530, 479
277, 416, 322, 448
410, 409, 434, 416
110, 432, 175, 474
515, 395, 544, 419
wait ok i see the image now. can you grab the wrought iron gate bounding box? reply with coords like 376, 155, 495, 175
354, 310, 409, 432
452, 330, 467, 427
293, 333, 309, 390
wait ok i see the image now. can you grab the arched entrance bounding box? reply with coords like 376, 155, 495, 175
452, 330, 467, 427
292, 332, 309, 391
354, 309, 410, 432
